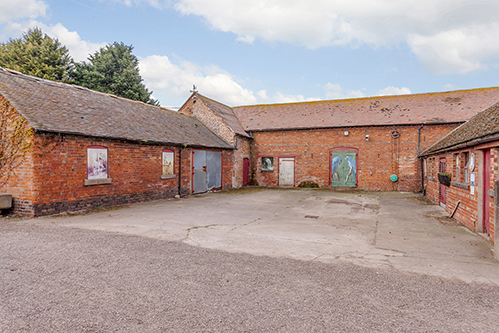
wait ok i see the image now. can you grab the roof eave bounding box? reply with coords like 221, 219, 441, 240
245, 121, 463, 132
33, 129, 234, 150
420, 132, 499, 157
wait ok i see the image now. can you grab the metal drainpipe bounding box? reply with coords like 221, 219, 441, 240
178, 146, 183, 197
417, 124, 425, 194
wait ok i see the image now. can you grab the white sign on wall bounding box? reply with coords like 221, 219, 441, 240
470, 186, 475, 195
470, 172, 475, 185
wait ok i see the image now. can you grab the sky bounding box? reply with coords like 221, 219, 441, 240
1, 0, 499, 108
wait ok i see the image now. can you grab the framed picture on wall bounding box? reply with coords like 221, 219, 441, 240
261, 157, 274, 171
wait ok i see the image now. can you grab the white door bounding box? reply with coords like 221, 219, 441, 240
279, 158, 294, 186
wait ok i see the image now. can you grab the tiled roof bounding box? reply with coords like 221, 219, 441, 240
0, 68, 232, 149
233, 88, 499, 131
421, 102, 499, 156
196, 94, 250, 137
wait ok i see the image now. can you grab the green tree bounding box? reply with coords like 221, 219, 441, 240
0, 27, 73, 82
71, 42, 158, 105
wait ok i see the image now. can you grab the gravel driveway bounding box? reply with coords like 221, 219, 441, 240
2, 189, 499, 332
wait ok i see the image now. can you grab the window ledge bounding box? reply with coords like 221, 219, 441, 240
161, 174, 176, 179
261, 170, 274, 173
84, 178, 112, 186
426, 176, 435, 182
450, 181, 469, 190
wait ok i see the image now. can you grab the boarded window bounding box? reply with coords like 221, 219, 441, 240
162, 150, 174, 176
87, 147, 108, 180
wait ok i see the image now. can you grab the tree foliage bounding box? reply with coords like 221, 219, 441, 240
0, 27, 73, 82
71, 42, 158, 105
0, 100, 33, 188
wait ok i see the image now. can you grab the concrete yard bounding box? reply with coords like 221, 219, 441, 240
2, 188, 499, 331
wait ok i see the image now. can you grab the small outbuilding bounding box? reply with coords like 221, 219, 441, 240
421, 102, 499, 257
0, 68, 234, 216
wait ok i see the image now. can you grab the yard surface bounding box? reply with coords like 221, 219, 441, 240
2, 189, 499, 332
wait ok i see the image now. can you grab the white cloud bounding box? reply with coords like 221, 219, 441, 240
139, 55, 258, 106
324, 83, 364, 100
377, 86, 411, 96
0, 0, 47, 25
140, 55, 323, 106
271, 92, 319, 104
3, 20, 106, 62
443, 84, 456, 91
408, 24, 499, 74
106, 0, 163, 8
173, 0, 499, 74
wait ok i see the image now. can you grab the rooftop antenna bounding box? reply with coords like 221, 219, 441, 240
190, 84, 198, 93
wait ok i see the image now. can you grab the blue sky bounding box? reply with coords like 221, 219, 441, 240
2, 0, 499, 107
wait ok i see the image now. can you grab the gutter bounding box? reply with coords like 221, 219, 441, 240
248, 122, 464, 133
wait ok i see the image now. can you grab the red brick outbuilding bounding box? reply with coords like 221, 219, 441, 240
0, 68, 234, 216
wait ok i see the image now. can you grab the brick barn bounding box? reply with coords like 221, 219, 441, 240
0, 68, 234, 216
4, 65, 499, 218
182, 89, 499, 192
421, 102, 499, 258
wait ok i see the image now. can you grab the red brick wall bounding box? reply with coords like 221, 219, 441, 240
180, 96, 236, 145
251, 124, 458, 191
4, 132, 233, 216
232, 135, 251, 188
424, 145, 498, 244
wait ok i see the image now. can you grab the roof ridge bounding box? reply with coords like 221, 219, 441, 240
233, 86, 499, 109
0, 66, 173, 111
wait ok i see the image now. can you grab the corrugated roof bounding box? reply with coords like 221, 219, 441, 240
0, 68, 232, 149
233, 88, 499, 131
421, 102, 499, 156
196, 94, 250, 137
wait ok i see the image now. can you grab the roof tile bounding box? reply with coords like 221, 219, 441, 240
0, 68, 232, 149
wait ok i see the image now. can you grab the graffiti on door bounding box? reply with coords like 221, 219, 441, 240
331, 149, 357, 188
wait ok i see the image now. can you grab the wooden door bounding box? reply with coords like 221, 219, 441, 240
483, 149, 491, 234
278, 158, 295, 186
243, 158, 249, 186
439, 157, 447, 206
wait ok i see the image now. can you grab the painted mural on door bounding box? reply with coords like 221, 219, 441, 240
331, 149, 357, 188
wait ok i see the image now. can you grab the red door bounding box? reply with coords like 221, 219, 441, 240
243, 158, 249, 186
483, 149, 491, 234
439, 157, 447, 206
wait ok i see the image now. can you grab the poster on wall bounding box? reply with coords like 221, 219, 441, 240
162, 151, 174, 176
331, 150, 357, 188
87, 148, 108, 179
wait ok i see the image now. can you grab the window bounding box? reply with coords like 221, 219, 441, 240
87, 147, 108, 179
162, 150, 175, 178
463, 152, 469, 183
454, 153, 460, 182
85, 146, 111, 185
261, 157, 274, 171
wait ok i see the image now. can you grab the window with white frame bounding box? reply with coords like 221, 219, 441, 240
454, 153, 460, 182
